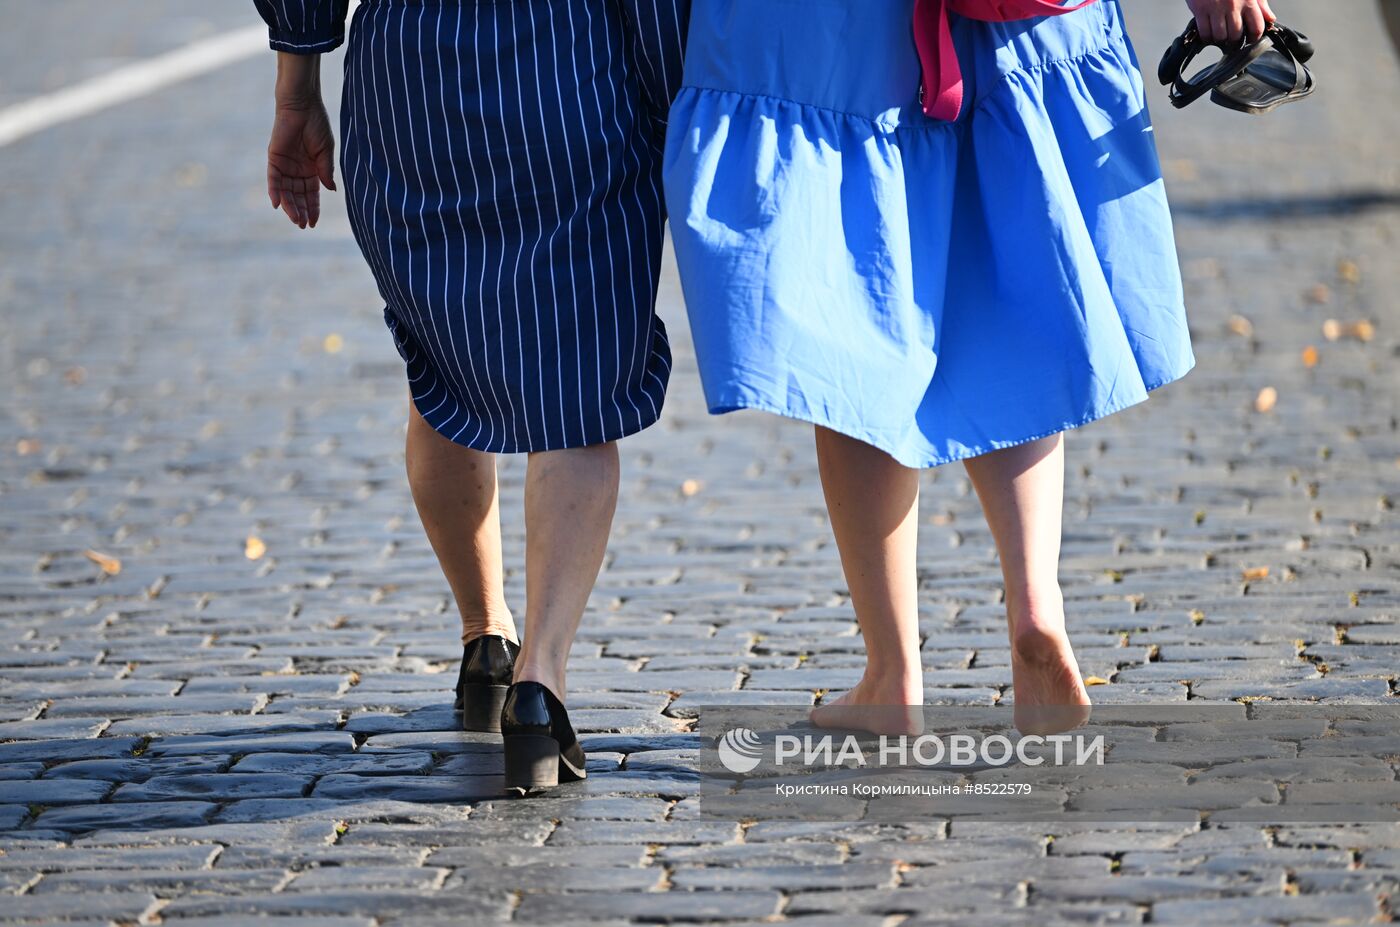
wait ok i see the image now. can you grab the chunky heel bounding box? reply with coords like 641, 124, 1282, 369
504, 734, 562, 794
459, 683, 508, 734
454, 636, 519, 734
500, 681, 587, 797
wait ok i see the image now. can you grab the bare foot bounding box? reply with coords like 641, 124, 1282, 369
810, 676, 924, 737
1010, 612, 1093, 736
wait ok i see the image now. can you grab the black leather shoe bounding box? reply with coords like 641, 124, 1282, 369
454, 635, 519, 733
501, 681, 586, 795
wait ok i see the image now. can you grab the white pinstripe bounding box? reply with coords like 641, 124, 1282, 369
505, 0, 553, 449
524, 0, 569, 445
294, 0, 679, 453
463, 6, 512, 450
453, 5, 505, 451
416, 5, 487, 445
575, 2, 627, 439
480, 8, 522, 452
434, 6, 490, 449
376, 3, 452, 422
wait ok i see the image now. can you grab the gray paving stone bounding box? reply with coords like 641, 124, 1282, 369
214, 844, 425, 869
144, 731, 356, 756
41, 695, 261, 718
784, 884, 1020, 914
4, 4, 1400, 922
1152, 893, 1380, 923
446, 865, 663, 892
34, 801, 217, 833
159, 891, 515, 920
312, 774, 502, 803
43, 756, 230, 781
287, 866, 448, 892
0, 845, 218, 871
0, 737, 140, 764
548, 820, 742, 846
231, 751, 434, 776
0, 805, 31, 830
73, 819, 340, 848
112, 772, 314, 801
0, 892, 159, 923
181, 674, 354, 697
357, 735, 498, 759
31, 867, 287, 894
104, 711, 346, 737
0, 718, 110, 740
672, 862, 895, 890
161, 919, 372, 927
427, 845, 648, 868
515, 890, 783, 921
0, 779, 112, 806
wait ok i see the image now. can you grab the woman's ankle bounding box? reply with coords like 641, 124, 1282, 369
1005, 584, 1070, 659
1006, 583, 1064, 630
460, 611, 518, 647
854, 667, 924, 705
513, 662, 567, 701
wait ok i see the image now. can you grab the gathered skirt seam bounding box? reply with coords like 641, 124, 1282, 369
677, 40, 1125, 133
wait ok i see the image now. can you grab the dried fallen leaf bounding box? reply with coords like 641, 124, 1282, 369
1254, 387, 1278, 413
1338, 259, 1361, 284
1165, 159, 1199, 182
323, 334, 344, 354
1226, 314, 1254, 337
1307, 284, 1332, 305
64, 367, 86, 385
245, 536, 267, 560
16, 438, 41, 456
1301, 345, 1319, 368
681, 479, 702, 497
1083, 676, 1110, 686
1242, 566, 1270, 581
175, 162, 208, 188
1323, 319, 1375, 343
84, 549, 122, 575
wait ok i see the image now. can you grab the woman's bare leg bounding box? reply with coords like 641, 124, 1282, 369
512, 442, 620, 701
405, 401, 516, 645
1381, 0, 1400, 58
961, 434, 1091, 734
808, 427, 924, 736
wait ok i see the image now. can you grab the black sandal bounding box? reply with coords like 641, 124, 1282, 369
1159, 20, 1315, 114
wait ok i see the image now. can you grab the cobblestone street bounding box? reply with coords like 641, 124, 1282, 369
2, 0, 1399, 923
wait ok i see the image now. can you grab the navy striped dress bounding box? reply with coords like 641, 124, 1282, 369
253, 0, 689, 452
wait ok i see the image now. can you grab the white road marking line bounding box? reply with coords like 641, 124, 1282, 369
0, 24, 268, 148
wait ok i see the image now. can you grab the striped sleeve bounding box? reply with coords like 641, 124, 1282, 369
252, 0, 352, 54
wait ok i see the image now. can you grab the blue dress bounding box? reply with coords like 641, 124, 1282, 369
663, 0, 1195, 468
254, 0, 689, 453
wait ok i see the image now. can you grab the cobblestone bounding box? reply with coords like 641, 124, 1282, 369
1, 1, 1399, 924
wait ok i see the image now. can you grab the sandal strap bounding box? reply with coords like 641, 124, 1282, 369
1159, 19, 1283, 109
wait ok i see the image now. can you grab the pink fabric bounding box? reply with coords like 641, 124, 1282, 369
915, 0, 1098, 121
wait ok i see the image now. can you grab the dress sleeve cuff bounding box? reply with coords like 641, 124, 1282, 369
266, 28, 344, 54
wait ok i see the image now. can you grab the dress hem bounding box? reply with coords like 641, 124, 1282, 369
702, 359, 1196, 470
407, 385, 667, 455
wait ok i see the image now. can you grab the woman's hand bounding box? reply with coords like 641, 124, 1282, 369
267, 52, 336, 229
1186, 0, 1276, 45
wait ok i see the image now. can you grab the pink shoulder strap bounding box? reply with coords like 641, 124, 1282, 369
915, 0, 1098, 121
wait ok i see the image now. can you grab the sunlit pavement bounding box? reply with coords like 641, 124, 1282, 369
1, 1, 1398, 923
